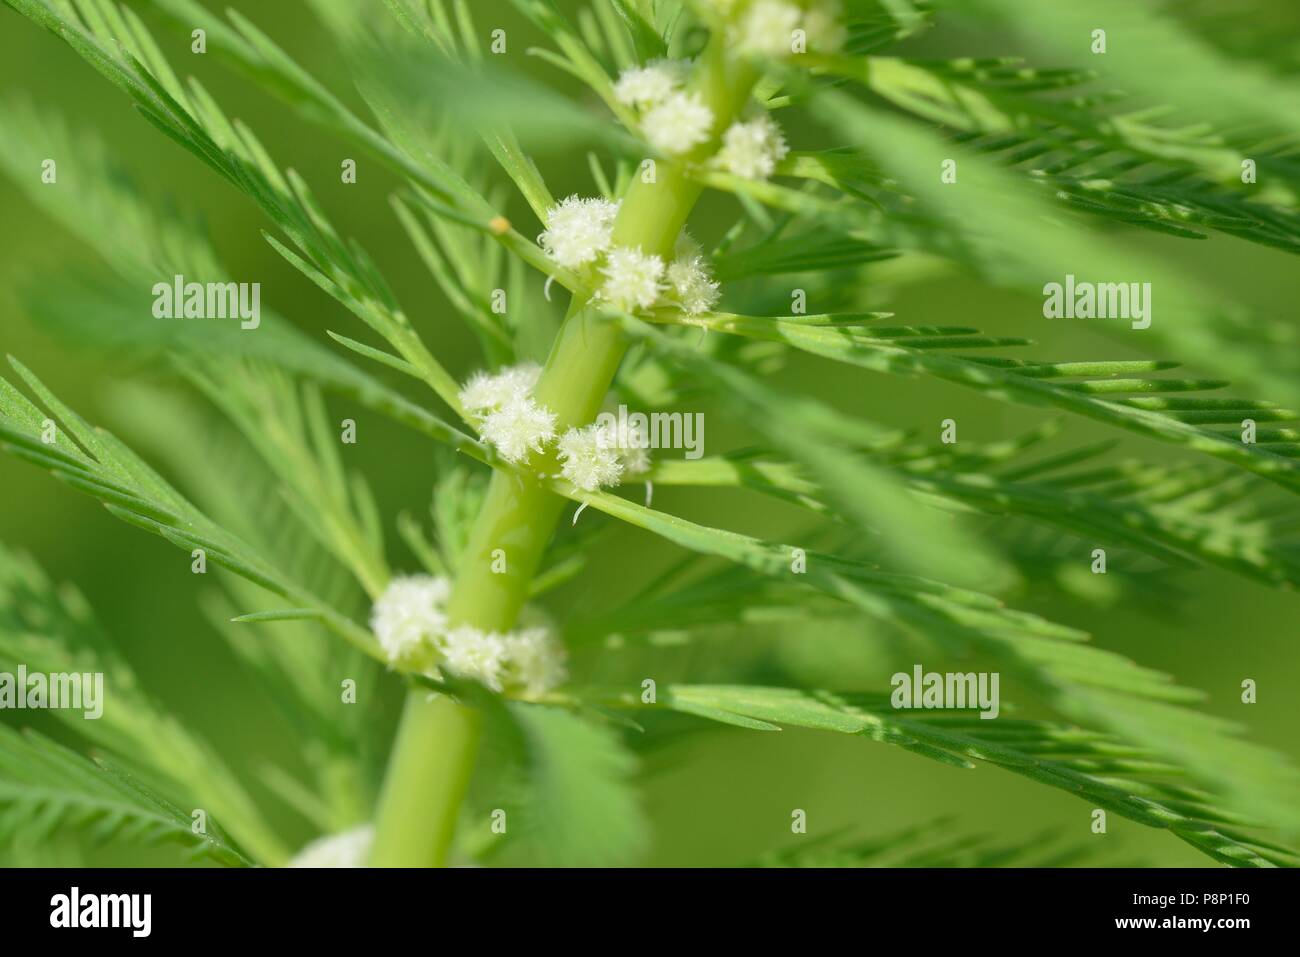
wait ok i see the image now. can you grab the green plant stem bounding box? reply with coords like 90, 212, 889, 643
367, 692, 481, 866
368, 37, 758, 867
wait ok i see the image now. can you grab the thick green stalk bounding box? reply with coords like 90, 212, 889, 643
368, 37, 758, 867
368, 692, 480, 866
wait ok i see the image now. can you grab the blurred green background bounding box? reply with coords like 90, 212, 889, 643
0, 0, 1296, 866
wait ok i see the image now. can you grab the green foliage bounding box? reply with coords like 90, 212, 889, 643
0, 724, 250, 866
757, 818, 1103, 867
0, 544, 286, 862
585, 684, 1297, 867
1, 0, 1298, 867
556, 456, 1300, 837
653, 427, 1300, 590
0, 357, 383, 663
468, 701, 649, 866
645, 309, 1300, 489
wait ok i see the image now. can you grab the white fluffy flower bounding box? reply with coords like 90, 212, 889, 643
803, 1, 846, 52
605, 417, 652, 475
439, 624, 508, 692
717, 113, 789, 180
502, 627, 568, 698
558, 423, 624, 491
288, 825, 374, 868
597, 246, 665, 312
665, 235, 721, 315
480, 395, 557, 465
614, 59, 688, 108
538, 195, 620, 269
370, 575, 451, 667
459, 362, 542, 416
370, 575, 567, 697
642, 91, 714, 155
460, 362, 557, 464
733, 0, 803, 57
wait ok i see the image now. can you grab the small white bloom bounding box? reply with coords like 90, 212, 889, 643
665, 240, 728, 315
597, 246, 665, 312
733, 0, 802, 57
558, 423, 624, 491
538, 195, 620, 269
439, 624, 508, 692
501, 627, 568, 697
604, 417, 652, 476
614, 59, 688, 109
716, 113, 789, 180
804, 1, 846, 52
370, 575, 451, 667
641, 91, 714, 156
459, 361, 542, 416
674, 232, 705, 262
459, 362, 558, 465
289, 825, 374, 868
480, 394, 557, 465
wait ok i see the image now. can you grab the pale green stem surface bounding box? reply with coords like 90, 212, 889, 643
368, 38, 758, 867
368, 692, 481, 867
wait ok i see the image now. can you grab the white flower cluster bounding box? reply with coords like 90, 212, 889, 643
440, 622, 568, 697
664, 234, 722, 314
716, 113, 789, 180
801, 1, 846, 52
537, 194, 721, 317
606, 416, 652, 478
597, 246, 665, 312
594, 235, 720, 317
731, 0, 845, 58
370, 575, 567, 697
455, 359, 657, 493
613, 58, 689, 108
538, 195, 620, 270
288, 825, 373, 868
557, 424, 624, 492
369, 575, 449, 668
614, 59, 714, 156
459, 361, 557, 465
557, 416, 652, 492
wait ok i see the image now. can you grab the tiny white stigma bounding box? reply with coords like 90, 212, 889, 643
538, 195, 621, 270
642, 91, 714, 156
459, 362, 557, 465
605, 416, 652, 476
438, 624, 508, 692
558, 423, 625, 491
370, 575, 451, 668
459, 361, 542, 416
480, 394, 558, 465
597, 246, 666, 313
614, 59, 689, 109
665, 233, 722, 316
501, 627, 569, 698
804, 1, 847, 53
716, 113, 790, 181
733, 0, 802, 57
